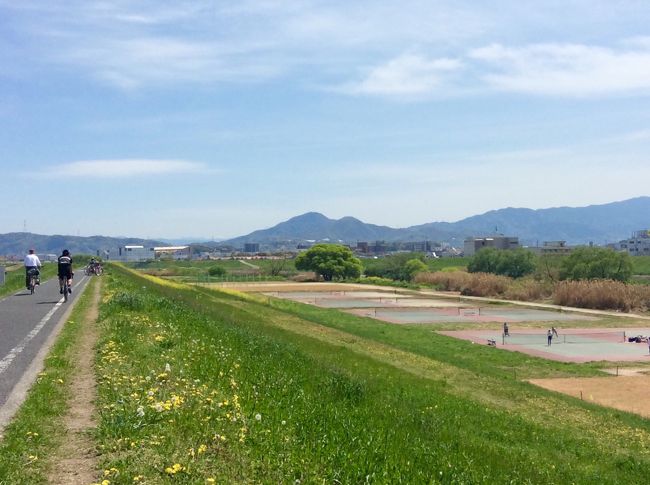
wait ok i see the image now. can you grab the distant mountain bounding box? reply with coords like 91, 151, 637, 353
0, 233, 165, 257
224, 197, 650, 247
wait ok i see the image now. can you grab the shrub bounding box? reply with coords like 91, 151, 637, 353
415, 271, 511, 297
414, 271, 472, 291
363, 252, 427, 281
208, 265, 227, 277
503, 278, 552, 301
468, 248, 536, 278
553, 280, 650, 311
461, 273, 511, 297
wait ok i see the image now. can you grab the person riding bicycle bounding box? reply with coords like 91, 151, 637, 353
88, 257, 97, 274
24, 249, 42, 289
58, 249, 73, 294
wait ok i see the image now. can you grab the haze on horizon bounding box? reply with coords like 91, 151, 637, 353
2, 1, 650, 239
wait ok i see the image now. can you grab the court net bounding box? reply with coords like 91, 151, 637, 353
501, 331, 627, 345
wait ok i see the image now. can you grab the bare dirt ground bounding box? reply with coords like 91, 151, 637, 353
209, 282, 393, 293
530, 375, 650, 417
47, 279, 100, 484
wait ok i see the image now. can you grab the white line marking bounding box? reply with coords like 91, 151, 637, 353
0, 275, 88, 376
0, 302, 63, 375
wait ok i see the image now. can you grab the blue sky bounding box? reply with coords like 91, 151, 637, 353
2, 0, 650, 239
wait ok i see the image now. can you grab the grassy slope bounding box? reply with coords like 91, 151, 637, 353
0, 279, 96, 485
90, 267, 650, 483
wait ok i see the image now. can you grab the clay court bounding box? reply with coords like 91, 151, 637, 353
530, 374, 650, 417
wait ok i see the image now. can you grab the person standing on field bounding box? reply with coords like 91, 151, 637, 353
547, 329, 553, 346
503, 322, 509, 337
552, 326, 559, 338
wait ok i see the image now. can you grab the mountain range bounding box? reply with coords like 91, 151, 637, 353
223, 196, 650, 247
1, 197, 648, 256
0, 233, 164, 257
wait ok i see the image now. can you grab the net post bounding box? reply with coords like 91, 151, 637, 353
502, 333, 505, 345
623, 331, 626, 342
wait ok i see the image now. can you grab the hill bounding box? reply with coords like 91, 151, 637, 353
224, 197, 650, 246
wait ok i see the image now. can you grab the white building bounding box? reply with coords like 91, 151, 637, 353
615, 230, 650, 256
118, 245, 154, 262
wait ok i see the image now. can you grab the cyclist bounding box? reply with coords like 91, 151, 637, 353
88, 257, 97, 275
58, 249, 73, 294
24, 249, 42, 289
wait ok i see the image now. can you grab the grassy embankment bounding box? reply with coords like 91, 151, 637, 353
73, 268, 650, 480
0, 278, 98, 484
5, 265, 650, 482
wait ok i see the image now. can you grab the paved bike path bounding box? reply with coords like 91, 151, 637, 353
0, 272, 90, 416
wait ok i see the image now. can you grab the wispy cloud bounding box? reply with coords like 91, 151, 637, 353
341, 54, 462, 97
341, 39, 650, 99
41, 159, 209, 178
470, 42, 650, 97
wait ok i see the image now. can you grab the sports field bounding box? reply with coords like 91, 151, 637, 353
251, 284, 596, 325
440, 327, 650, 362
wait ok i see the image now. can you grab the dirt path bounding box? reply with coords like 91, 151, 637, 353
47, 278, 101, 484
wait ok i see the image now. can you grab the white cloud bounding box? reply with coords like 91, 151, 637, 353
343, 54, 462, 97
41, 159, 208, 178
470, 42, 650, 96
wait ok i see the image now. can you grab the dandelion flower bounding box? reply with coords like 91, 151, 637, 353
255, 413, 262, 421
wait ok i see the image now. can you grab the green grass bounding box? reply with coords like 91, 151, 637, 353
631, 256, 650, 275
426, 256, 471, 272
127, 258, 296, 279
0, 263, 58, 299
89, 267, 650, 483
0, 279, 96, 485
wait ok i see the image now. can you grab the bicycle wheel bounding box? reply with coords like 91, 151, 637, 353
63, 281, 68, 302
30, 278, 35, 294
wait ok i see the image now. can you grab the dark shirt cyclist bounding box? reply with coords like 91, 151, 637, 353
58, 249, 73, 294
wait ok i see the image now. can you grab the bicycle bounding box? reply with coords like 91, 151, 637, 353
27, 268, 40, 294
60, 276, 71, 302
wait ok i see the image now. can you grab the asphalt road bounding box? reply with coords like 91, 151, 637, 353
0, 271, 90, 424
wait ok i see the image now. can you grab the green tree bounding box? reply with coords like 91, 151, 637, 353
403, 258, 428, 281
468, 248, 536, 278
295, 244, 362, 281
363, 252, 426, 280
559, 247, 632, 282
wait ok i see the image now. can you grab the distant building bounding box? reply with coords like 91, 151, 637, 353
464, 236, 520, 257
529, 241, 573, 256
118, 245, 154, 262
154, 246, 191, 260
615, 230, 650, 256
243, 243, 260, 253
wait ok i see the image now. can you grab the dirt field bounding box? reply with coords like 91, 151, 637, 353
530, 375, 650, 418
